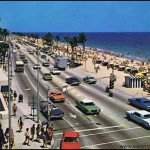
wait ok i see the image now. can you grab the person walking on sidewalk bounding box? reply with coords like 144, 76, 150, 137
18, 117, 24, 132
42, 131, 47, 148
36, 124, 41, 143
4, 128, 9, 143
12, 103, 17, 117
23, 128, 30, 146
13, 91, 17, 100
30, 124, 35, 142
0, 123, 5, 149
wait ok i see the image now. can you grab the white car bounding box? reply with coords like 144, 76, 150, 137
126, 110, 150, 129
33, 64, 41, 69
50, 68, 61, 75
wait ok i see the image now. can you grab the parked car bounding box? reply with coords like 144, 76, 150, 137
60, 131, 80, 149
43, 73, 52, 80
128, 97, 150, 110
42, 62, 49, 67
33, 64, 41, 69
40, 103, 64, 120
50, 68, 61, 75
66, 77, 81, 86
125, 110, 150, 129
50, 89, 65, 102
83, 76, 97, 84
76, 99, 100, 115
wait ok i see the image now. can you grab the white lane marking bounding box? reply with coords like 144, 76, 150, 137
54, 125, 123, 136
70, 90, 76, 93
24, 71, 46, 100
76, 93, 83, 97
79, 126, 141, 138
55, 126, 141, 140
81, 135, 150, 148
63, 117, 77, 131
77, 125, 123, 133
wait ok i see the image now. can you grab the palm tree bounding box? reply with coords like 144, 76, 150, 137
77, 32, 87, 60
64, 36, 70, 57
1, 29, 9, 41
0, 42, 9, 66
42, 32, 54, 46
69, 36, 78, 62
55, 35, 60, 52
35, 34, 39, 43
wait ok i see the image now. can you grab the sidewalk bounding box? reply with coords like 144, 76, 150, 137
0, 70, 54, 149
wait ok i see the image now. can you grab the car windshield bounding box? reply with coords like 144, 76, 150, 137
143, 114, 150, 119
64, 137, 78, 142
84, 102, 94, 106
143, 101, 150, 104
45, 73, 51, 76
89, 77, 94, 79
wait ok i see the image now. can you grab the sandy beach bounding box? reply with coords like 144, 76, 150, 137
34, 38, 150, 98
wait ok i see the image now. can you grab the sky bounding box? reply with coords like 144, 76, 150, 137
0, 1, 150, 32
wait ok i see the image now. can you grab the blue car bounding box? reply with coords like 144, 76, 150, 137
66, 77, 81, 86
40, 104, 64, 119
128, 97, 150, 110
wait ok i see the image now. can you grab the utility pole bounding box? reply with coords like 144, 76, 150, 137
37, 48, 40, 123
8, 35, 12, 149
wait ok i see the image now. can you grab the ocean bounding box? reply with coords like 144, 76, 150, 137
26, 32, 150, 62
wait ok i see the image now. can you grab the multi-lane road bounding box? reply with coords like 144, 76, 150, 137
11, 40, 150, 149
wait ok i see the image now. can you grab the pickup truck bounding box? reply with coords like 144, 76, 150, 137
128, 97, 150, 110
125, 110, 150, 129
50, 68, 61, 75
76, 99, 100, 115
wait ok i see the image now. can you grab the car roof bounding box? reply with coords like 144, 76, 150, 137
63, 131, 79, 137
129, 97, 149, 101
82, 99, 93, 103
135, 110, 150, 115
51, 89, 61, 93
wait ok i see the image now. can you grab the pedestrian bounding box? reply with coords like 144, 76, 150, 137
42, 131, 47, 148
36, 124, 41, 143
13, 91, 17, 100
12, 103, 17, 117
23, 128, 30, 146
47, 127, 52, 145
40, 123, 44, 139
18, 117, 24, 132
30, 124, 35, 142
0, 123, 5, 149
4, 128, 9, 143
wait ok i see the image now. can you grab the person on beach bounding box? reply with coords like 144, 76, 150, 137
18, 117, 24, 132
23, 128, 30, 146
12, 103, 17, 117
30, 124, 35, 142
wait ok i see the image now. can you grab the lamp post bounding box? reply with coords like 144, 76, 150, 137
36, 47, 40, 123
7, 35, 13, 149
47, 88, 50, 125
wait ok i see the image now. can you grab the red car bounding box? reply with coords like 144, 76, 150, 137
60, 131, 80, 149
